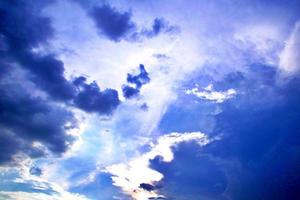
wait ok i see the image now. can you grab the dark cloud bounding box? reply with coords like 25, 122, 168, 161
20, 53, 76, 101
0, 0, 53, 50
127, 64, 150, 87
0, 0, 121, 116
148, 197, 166, 200
0, 130, 22, 165
0, 0, 75, 100
87, 3, 178, 42
122, 85, 140, 99
0, 0, 122, 165
73, 77, 120, 115
0, 81, 76, 165
139, 183, 155, 191
122, 64, 150, 98
90, 4, 136, 41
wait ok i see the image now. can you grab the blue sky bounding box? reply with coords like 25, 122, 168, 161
1, 0, 300, 199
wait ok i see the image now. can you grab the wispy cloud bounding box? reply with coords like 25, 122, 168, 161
279, 21, 300, 76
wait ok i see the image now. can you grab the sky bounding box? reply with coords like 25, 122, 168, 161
0, 0, 300, 199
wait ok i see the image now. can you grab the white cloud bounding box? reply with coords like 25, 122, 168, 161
0, 191, 88, 200
0, 161, 89, 200
105, 132, 212, 200
186, 84, 237, 103
279, 21, 300, 75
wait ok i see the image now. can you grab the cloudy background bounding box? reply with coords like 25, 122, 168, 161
1, 0, 300, 199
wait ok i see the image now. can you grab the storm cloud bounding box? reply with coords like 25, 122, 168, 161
0, 0, 121, 165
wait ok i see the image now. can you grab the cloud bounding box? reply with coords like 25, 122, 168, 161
0, 81, 76, 165
0, 160, 89, 200
90, 4, 136, 42
0, 1, 75, 100
122, 64, 150, 98
141, 18, 179, 38
186, 84, 237, 103
105, 132, 211, 200
0, 1, 54, 50
88, 4, 178, 42
0, 0, 125, 166
0, 0, 121, 116
20, 54, 76, 101
139, 183, 156, 192
72, 77, 120, 115
279, 21, 300, 75
0, 191, 88, 200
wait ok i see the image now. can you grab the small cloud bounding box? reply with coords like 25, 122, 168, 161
186, 84, 237, 103
122, 64, 150, 98
73, 77, 120, 115
140, 18, 179, 38
140, 103, 149, 111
